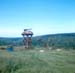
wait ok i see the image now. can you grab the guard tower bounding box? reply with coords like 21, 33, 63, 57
22, 29, 33, 48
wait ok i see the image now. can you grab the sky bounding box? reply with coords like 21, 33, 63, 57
0, 0, 75, 37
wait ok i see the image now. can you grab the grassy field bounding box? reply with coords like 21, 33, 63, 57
0, 49, 75, 73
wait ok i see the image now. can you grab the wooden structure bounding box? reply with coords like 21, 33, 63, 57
22, 29, 33, 48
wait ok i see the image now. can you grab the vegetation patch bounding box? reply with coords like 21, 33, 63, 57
0, 49, 75, 73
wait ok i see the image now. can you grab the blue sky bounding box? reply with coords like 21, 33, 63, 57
0, 0, 75, 37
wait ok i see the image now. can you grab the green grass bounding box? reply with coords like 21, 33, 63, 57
0, 49, 75, 73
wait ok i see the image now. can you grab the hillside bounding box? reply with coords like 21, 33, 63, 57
0, 33, 75, 73
33, 33, 75, 49
0, 33, 75, 49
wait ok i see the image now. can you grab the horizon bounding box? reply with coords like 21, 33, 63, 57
0, 32, 75, 38
0, 0, 75, 37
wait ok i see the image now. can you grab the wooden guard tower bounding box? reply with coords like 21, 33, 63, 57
22, 29, 33, 48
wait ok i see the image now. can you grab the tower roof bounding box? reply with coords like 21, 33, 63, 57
22, 29, 33, 35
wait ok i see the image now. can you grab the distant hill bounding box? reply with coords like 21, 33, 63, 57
32, 33, 75, 49
0, 33, 75, 49
0, 37, 23, 46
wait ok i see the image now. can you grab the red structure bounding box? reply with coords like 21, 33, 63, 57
22, 29, 33, 48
